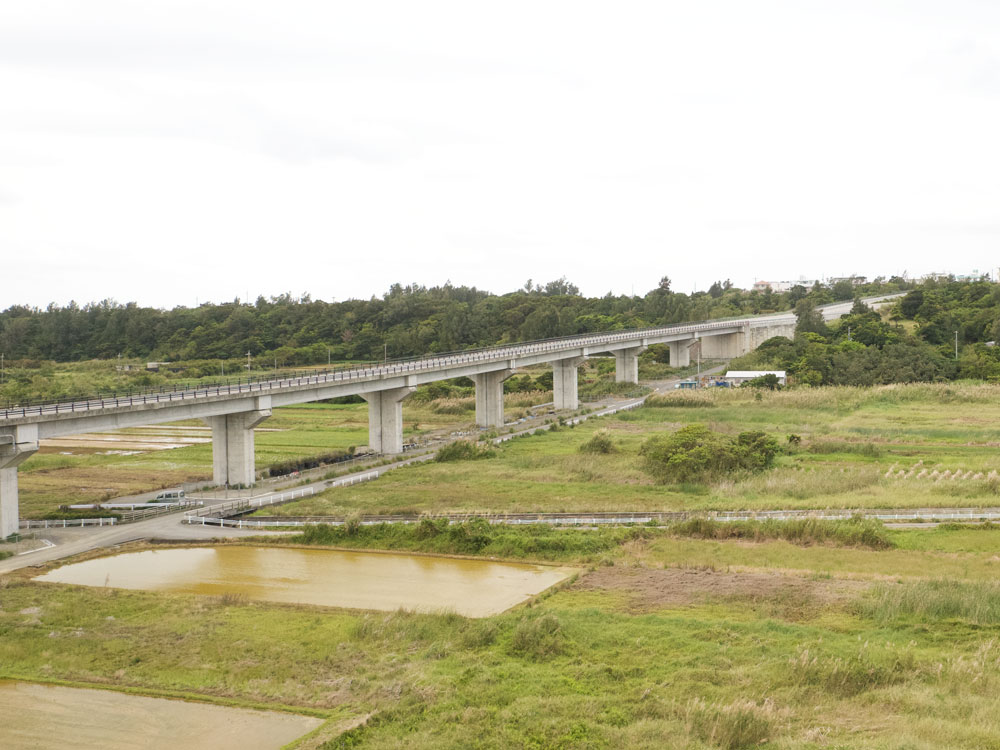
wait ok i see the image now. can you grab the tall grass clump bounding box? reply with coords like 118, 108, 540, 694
286, 521, 649, 560
435, 440, 496, 462
578, 380, 650, 400
504, 390, 550, 408
509, 613, 566, 660
682, 698, 776, 750
579, 429, 616, 454
788, 643, 916, 697
858, 580, 1000, 625
645, 392, 717, 408
668, 517, 894, 550
807, 439, 883, 458
429, 397, 475, 415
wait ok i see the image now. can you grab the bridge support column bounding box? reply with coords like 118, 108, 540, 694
668, 339, 695, 368
204, 404, 271, 488
614, 346, 647, 384
0, 425, 39, 539
552, 357, 586, 411
699, 326, 751, 359
363, 386, 415, 454
474, 369, 513, 428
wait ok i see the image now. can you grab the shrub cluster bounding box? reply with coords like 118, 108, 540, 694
291, 520, 648, 560
263, 449, 356, 478
578, 429, 616, 454
435, 440, 496, 462
639, 424, 779, 483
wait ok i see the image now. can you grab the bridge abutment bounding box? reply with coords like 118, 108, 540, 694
552, 357, 586, 410
0, 425, 39, 538
363, 386, 415, 454
204, 404, 271, 488
614, 346, 646, 384
474, 369, 513, 428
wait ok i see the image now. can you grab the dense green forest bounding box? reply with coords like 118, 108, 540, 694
0, 276, 910, 364
8, 275, 1000, 403
733, 278, 1000, 385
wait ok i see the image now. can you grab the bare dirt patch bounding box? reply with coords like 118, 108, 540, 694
574, 566, 868, 615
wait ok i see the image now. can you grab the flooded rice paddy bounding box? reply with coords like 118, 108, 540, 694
35, 546, 575, 617
0, 680, 324, 750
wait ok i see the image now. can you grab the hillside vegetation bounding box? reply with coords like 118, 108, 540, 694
0, 275, 911, 393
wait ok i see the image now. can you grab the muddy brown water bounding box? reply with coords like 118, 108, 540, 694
35, 546, 575, 617
0, 680, 324, 750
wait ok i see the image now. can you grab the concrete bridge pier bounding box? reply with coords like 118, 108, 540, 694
474, 369, 513, 428
363, 386, 415, 454
698, 325, 751, 359
668, 339, 696, 368
614, 346, 647, 384
552, 356, 586, 410
0, 425, 39, 538
204, 403, 272, 488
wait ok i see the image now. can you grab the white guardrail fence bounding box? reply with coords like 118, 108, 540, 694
185, 506, 1000, 531
183, 471, 380, 527
20, 517, 118, 529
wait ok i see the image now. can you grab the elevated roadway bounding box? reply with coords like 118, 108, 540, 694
0, 295, 900, 538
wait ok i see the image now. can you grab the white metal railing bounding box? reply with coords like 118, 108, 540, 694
19, 517, 118, 529
185, 471, 382, 526
201, 507, 1000, 529
67, 500, 204, 511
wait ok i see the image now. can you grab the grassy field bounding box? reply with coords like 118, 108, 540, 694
14, 355, 699, 518
16, 393, 554, 517
7, 523, 1000, 747
260, 382, 1000, 517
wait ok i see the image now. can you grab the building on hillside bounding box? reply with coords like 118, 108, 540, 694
829, 275, 867, 286
752, 279, 819, 293
723, 370, 787, 386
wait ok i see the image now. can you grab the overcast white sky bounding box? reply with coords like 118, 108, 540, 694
2, 1, 999, 308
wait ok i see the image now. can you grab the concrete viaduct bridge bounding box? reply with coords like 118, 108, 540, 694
0, 296, 897, 537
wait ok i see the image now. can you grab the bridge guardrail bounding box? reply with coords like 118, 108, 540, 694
0, 295, 901, 421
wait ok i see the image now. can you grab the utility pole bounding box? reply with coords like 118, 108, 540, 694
246, 351, 252, 371
1, 353, 4, 385
384, 343, 387, 364
847, 326, 851, 341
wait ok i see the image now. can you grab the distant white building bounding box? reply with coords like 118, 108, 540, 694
752, 280, 818, 294
724, 370, 787, 386
829, 275, 867, 286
